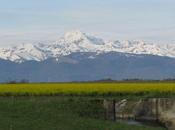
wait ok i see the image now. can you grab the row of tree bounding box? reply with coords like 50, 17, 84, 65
4, 78, 175, 84
6, 79, 29, 84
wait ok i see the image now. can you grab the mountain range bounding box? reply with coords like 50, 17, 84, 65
0, 30, 175, 82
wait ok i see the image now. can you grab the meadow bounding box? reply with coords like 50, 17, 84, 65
0, 82, 171, 130
0, 96, 165, 130
0, 82, 175, 97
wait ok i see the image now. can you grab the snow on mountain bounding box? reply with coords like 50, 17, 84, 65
0, 30, 175, 63
107, 40, 175, 57
0, 43, 47, 62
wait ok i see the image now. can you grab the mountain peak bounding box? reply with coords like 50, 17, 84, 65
64, 30, 85, 36
0, 31, 175, 63
62, 30, 86, 43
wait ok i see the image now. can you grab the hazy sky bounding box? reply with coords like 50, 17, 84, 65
0, 0, 175, 46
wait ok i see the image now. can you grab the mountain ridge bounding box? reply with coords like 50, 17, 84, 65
0, 52, 174, 82
0, 30, 175, 63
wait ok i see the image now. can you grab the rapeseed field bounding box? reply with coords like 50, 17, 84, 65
0, 82, 174, 96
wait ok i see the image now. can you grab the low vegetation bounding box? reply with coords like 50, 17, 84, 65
0, 82, 174, 97
0, 83, 170, 129
0, 97, 165, 130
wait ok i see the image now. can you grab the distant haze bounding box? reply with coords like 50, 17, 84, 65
0, 0, 175, 46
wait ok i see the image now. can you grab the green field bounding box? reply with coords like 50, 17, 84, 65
0, 83, 170, 130
0, 82, 175, 97
0, 97, 165, 130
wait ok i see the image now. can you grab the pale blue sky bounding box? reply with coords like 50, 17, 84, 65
0, 0, 175, 46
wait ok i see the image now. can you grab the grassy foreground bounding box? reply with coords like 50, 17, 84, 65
0, 96, 165, 130
0, 82, 175, 97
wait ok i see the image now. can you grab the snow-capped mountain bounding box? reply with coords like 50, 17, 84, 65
0, 52, 175, 82
0, 30, 175, 63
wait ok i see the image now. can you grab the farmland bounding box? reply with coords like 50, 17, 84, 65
0, 96, 166, 130
0, 82, 174, 97
0, 82, 173, 130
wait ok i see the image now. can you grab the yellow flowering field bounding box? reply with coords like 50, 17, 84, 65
0, 82, 174, 96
